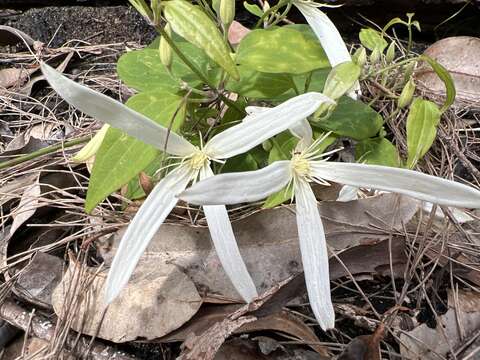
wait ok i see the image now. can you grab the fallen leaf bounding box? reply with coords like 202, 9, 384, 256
0, 25, 36, 46
228, 21, 250, 45
99, 194, 417, 301
400, 290, 480, 359
9, 177, 41, 235
158, 306, 327, 355
0, 67, 36, 90
14, 252, 64, 308
416, 36, 480, 108
51, 256, 202, 343
338, 323, 384, 360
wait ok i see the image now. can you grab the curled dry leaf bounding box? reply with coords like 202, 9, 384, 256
51, 257, 202, 343
99, 194, 418, 301
338, 323, 384, 360
400, 290, 480, 359
416, 36, 480, 108
9, 177, 41, 235
158, 306, 327, 355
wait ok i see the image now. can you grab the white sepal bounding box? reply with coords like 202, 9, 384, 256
179, 161, 292, 205
336, 185, 359, 202
104, 165, 195, 304
311, 162, 480, 209
41, 63, 195, 157
293, 2, 351, 67
290, 119, 313, 149
201, 166, 258, 303
294, 179, 335, 330
205, 92, 334, 159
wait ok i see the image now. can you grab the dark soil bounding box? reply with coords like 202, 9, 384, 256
0, 6, 156, 47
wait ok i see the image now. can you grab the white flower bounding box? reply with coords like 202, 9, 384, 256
179, 135, 480, 330
41, 63, 335, 304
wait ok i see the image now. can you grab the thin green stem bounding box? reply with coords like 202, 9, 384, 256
156, 25, 245, 115
254, 0, 289, 29
0, 136, 91, 170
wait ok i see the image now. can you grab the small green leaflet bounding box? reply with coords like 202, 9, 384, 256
322, 62, 361, 100
85, 90, 186, 213
221, 153, 259, 173
359, 28, 388, 52
236, 26, 330, 74
313, 96, 383, 140
406, 98, 441, 168
419, 55, 456, 113
355, 137, 400, 167
164, 0, 239, 80
243, 1, 263, 17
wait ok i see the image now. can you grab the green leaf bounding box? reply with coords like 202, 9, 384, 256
236, 26, 330, 74
313, 96, 383, 140
164, 0, 239, 80
419, 55, 456, 113
123, 156, 164, 200
117, 49, 181, 92
359, 28, 388, 52
355, 137, 400, 167
225, 65, 294, 99
243, 1, 263, 17
221, 153, 259, 173
406, 98, 441, 168
85, 91, 186, 212
382, 17, 407, 33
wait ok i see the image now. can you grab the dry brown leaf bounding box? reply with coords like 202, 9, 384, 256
158, 306, 327, 355
14, 252, 64, 308
51, 257, 202, 343
9, 177, 41, 235
338, 323, 384, 360
416, 36, 480, 108
400, 290, 480, 359
228, 21, 250, 45
0, 67, 37, 90
99, 194, 418, 301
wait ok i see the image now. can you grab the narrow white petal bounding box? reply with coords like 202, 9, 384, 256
205, 92, 334, 159
201, 167, 258, 302
312, 162, 480, 209
290, 119, 313, 149
179, 161, 292, 205
245, 106, 269, 117
294, 2, 351, 67
245, 107, 313, 148
104, 165, 195, 303
336, 185, 359, 202
295, 179, 335, 330
41, 63, 195, 157
422, 202, 474, 223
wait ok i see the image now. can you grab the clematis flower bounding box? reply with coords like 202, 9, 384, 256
179, 134, 480, 330
41, 63, 335, 304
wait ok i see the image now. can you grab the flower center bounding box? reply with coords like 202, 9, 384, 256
291, 154, 311, 179
189, 151, 209, 170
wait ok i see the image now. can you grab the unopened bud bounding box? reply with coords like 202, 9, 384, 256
159, 23, 173, 70
370, 47, 381, 64
323, 61, 361, 101
220, 0, 235, 28
403, 62, 416, 82
386, 42, 396, 63
397, 79, 416, 108
262, 140, 272, 152
352, 47, 367, 68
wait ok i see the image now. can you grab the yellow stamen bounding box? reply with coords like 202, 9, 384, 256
291, 154, 311, 179
189, 151, 209, 170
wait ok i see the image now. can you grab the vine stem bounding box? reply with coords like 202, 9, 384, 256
156, 25, 245, 115
0, 135, 90, 170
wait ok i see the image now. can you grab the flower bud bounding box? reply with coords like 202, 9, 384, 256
403, 62, 416, 82
352, 47, 367, 68
262, 139, 272, 152
386, 42, 396, 63
397, 79, 416, 108
370, 47, 381, 64
159, 23, 173, 70
220, 0, 235, 28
